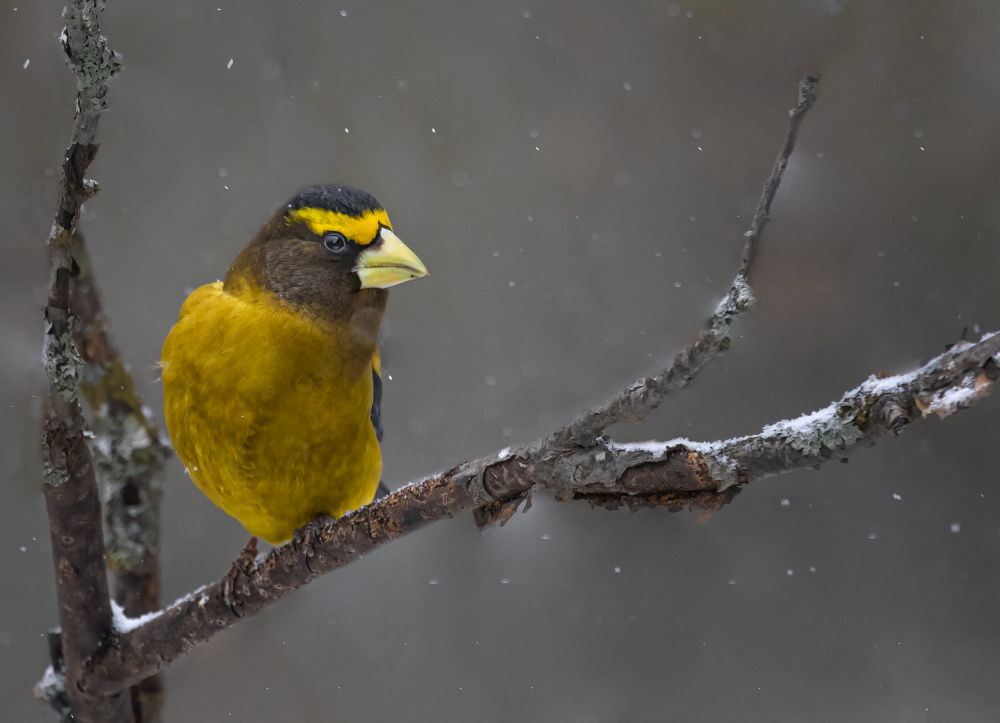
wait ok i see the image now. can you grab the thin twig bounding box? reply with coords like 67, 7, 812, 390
545, 74, 819, 452
740, 74, 819, 279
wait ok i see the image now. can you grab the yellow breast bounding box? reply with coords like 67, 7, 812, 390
161, 282, 382, 544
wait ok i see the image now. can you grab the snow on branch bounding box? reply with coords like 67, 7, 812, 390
579, 332, 998, 509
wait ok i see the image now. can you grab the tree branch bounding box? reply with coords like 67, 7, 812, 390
545, 74, 819, 452
575, 333, 999, 508
39, 1, 130, 721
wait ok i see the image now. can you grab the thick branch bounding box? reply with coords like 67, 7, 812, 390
546, 75, 819, 451
39, 2, 128, 722
42, 399, 132, 723
89, 478, 479, 692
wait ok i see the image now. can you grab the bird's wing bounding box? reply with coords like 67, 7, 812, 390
371, 349, 391, 499
370, 349, 383, 444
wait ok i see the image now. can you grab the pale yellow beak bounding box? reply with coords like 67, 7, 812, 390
354, 228, 429, 289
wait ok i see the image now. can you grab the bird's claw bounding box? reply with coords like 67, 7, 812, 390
222, 535, 259, 615
292, 518, 328, 571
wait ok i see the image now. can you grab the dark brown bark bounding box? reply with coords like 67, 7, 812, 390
91, 476, 478, 692
39, 2, 131, 721
42, 399, 133, 722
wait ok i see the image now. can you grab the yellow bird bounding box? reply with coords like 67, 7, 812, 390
161, 186, 427, 545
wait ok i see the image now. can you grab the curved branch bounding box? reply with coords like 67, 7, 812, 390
545, 74, 819, 451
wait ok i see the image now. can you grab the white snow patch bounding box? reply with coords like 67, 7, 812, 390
111, 599, 163, 634
606, 437, 696, 459
760, 403, 837, 439
164, 583, 213, 612
922, 385, 981, 419
36, 663, 65, 696
858, 372, 912, 396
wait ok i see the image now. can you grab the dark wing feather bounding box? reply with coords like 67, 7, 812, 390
371, 366, 383, 443
371, 366, 390, 499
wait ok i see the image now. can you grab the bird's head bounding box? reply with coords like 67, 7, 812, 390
224, 185, 428, 326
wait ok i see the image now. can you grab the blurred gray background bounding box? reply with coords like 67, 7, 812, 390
3, 1, 1000, 721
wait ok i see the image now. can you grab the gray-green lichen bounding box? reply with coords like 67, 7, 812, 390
42, 438, 71, 488
701, 451, 745, 491
761, 404, 864, 455
87, 410, 163, 572
43, 309, 84, 403
710, 276, 757, 336
63, 1, 122, 95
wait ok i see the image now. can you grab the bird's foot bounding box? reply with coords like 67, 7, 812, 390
292, 518, 328, 571
222, 535, 259, 614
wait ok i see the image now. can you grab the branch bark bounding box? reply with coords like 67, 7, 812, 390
39, 1, 131, 722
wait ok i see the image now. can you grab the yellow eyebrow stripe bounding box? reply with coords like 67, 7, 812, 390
287, 207, 392, 246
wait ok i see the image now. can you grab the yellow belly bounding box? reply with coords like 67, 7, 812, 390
161, 282, 381, 544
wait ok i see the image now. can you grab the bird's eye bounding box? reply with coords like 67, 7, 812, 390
323, 233, 347, 253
